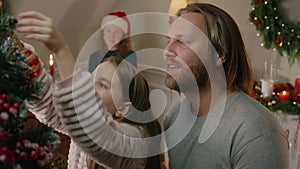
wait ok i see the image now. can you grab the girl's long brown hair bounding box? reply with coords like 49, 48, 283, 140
90, 56, 162, 169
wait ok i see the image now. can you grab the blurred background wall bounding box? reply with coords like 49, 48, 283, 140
6, 0, 300, 83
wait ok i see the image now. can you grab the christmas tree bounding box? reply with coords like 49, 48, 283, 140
0, 2, 60, 169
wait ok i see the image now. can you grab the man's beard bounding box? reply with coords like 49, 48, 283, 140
165, 62, 209, 93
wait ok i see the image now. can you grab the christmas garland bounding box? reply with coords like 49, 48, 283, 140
250, 81, 300, 115
249, 0, 300, 65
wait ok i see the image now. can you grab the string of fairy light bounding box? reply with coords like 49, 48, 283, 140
249, 0, 300, 114
249, 0, 300, 66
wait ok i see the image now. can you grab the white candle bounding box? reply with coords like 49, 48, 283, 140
261, 79, 274, 98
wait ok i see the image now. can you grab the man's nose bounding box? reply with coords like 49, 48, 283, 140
165, 38, 174, 50
163, 50, 175, 59
164, 39, 176, 58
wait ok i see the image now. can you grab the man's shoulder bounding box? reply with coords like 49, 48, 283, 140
226, 91, 274, 119
224, 91, 285, 136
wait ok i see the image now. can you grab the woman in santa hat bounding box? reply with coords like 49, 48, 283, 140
88, 11, 137, 73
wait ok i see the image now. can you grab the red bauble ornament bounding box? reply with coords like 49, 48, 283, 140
263, 97, 271, 103
12, 102, 21, 110
274, 83, 283, 92
1, 146, 9, 153
8, 107, 17, 114
24, 50, 32, 57
0, 98, 4, 105
276, 36, 283, 47
1, 93, 8, 100
283, 83, 293, 90
3, 131, 9, 137
38, 151, 46, 159
249, 13, 255, 22
23, 49, 42, 78
32, 67, 41, 79
29, 151, 38, 160
29, 57, 39, 67
18, 152, 27, 160
3, 103, 10, 111
48, 144, 54, 150
257, 19, 263, 27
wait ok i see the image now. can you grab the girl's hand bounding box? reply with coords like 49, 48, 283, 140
16, 11, 75, 79
17, 11, 65, 52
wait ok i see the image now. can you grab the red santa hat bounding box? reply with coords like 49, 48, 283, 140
101, 11, 130, 36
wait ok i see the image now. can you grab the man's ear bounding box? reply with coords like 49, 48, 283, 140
115, 102, 132, 118
216, 53, 226, 66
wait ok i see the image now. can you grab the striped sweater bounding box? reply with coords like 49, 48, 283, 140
27, 67, 148, 169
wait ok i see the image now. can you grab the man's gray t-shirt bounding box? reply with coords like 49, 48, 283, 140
164, 90, 289, 169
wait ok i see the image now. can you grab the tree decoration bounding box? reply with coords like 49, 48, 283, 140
0, 8, 60, 169
250, 81, 300, 115
249, 0, 300, 66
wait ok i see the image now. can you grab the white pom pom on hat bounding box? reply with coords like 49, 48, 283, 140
100, 11, 130, 36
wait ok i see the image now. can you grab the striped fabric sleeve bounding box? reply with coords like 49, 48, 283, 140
27, 66, 67, 134
53, 69, 148, 169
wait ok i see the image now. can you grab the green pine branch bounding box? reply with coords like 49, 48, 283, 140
0, 38, 42, 101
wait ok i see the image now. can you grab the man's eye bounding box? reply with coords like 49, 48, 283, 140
177, 39, 189, 48
178, 40, 184, 44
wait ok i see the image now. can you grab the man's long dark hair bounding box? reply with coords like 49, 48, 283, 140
177, 3, 252, 93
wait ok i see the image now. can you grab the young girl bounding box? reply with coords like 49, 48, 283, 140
17, 11, 162, 169
88, 11, 137, 72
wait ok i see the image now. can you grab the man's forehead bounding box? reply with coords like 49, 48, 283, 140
168, 12, 207, 37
